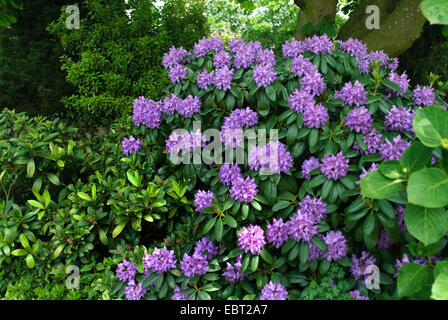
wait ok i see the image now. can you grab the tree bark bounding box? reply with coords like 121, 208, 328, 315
294, 0, 338, 40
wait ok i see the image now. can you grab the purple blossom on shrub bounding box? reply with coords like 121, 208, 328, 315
213, 66, 234, 91
301, 157, 320, 180
176, 95, 201, 118
172, 286, 190, 300
334, 80, 367, 106
124, 281, 147, 300
384, 105, 415, 132
169, 64, 187, 84
302, 104, 329, 128
143, 247, 177, 274
368, 50, 389, 68
338, 38, 367, 57
303, 34, 333, 55
248, 141, 293, 174
320, 152, 349, 180
350, 251, 376, 280
260, 281, 288, 300
266, 218, 289, 248
194, 36, 224, 57
394, 253, 410, 278
256, 49, 276, 66
116, 260, 137, 283
349, 290, 369, 300
289, 89, 314, 113
301, 70, 326, 96
413, 86, 435, 106
234, 46, 256, 69
229, 177, 258, 203
299, 195, 327, 223
214, 50, 232, 68
253, 64, 277, 88
228, 38, 245, 53
162, 94, 182, 115
132, 96, 162, 128
219, 163, 242, 186
354, 129, 382, 155
234, 107, 259, 127
344, 106, 373, 134
386, 72, 409, 97
357, 57, 370, 74
395, 205, 407, 232
194, 190, 214, 213
290, 55, 315, 77
197, 69, 214, 90
282, 38, 304, 58
238, 225, 265, 255
222, 255, 246, 283
194, 237, 219, 260
121, 136, 142, 155
378, 230, 394, 250
322, 231, 347, 261
180, 253, 209, 278
163, 46, 189, 69
380, 135, 410, 161
308, 240, 324, 261
287, 210, 319, 242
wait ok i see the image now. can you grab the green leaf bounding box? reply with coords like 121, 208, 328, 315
112, 223, 127, 238
421, 0, 448, 24
404, 204, 448, 245
400, 141, 432, 173
308, 128, 319, 147
298, 241, 309, 265
398, 263, 430, 298
47, 173, 60, 186
381, 79, 402, 94
224, 215, 237, 228
432, 272, 448, 300
363, 214, 376, 236
126, 171, 140, 187
260, 249, 273, 264
26, 159, 35, 178
360, 171, 404, 199
11, 249, 28, 256
203, 217, 216, 234
53, 244, 65, 259
99, 228, 109, 246
251, 255, 259, 272
413, 106, 448, 148
214, 218, 223, 242
378, 161, 403, 179
25, 254, 35, 268
257, 91, 270, 117
265, 85, 276, 101
311, 235, 328, 252
272, 200, 290, 212
27, 200, 44, 210
407, 168, 448, 208
77, 192, 91, 202
19, 234, 31, 251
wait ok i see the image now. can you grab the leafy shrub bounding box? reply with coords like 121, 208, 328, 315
109, 35, 447, 300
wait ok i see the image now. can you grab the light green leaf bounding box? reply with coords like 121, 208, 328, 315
407, 168, 448, 208
404, 204, 448, 245
360, 171, 404, 199
398, 263, 430, 298
413, 106, 448, 147
421, 0, 448, 24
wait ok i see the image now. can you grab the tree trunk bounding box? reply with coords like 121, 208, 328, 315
294, 0, 338, 40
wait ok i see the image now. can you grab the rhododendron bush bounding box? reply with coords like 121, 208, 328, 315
112, 34, 448, 300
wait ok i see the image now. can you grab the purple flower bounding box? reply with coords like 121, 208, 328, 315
124, 281, 147, 300
166, 131, 205, 155
260, 281, 288, 300
380, 135, 410, 161
132, 96, 162, 128
256, 49, 276, 66
228, 38, 246, 53
176, 95, 201, 118
214, 50, 232, 68
350, 251, 376, 281
354, 129, 382, 155
163, 46, 189, 69
302, 104, 329, 128
338, 38, 367, 57
290, 55, 315, 77
378, 230, 394, 250
248, 141, 293, 174
194, 237, 219, 260
299, 195, 327, 223
395, 205, 407, 232
219, 163, 242, 186
238, 225, 265, 255
229, 177, 258, 203
308, 240, 324, 261
121, 136, 142, 155
282, 38, 304, 58
301, 70, 326, 96
289, 89, 315, 113
301, 157, 320, 180
162, 94, 182, 115
143, 247, 177, 274
116, 260, 137, 283
197, 69, 214, 90
389, 57, 399, 72
345, 106, 373, 134
236, 107, 259, 127
349, 290, 369, 300
357, 162, 378, 185
335, 80, 367, 107
266, 218, 289, 248
357, 57, 370, 74
303, 34, 333, 55
368, 50, 390, 68
194, 37, 224, 57
194, 190, 214, 213
234, 45, 256, 69
180, 253, 209, 278
172, 286, 190, 300
394, 253, 410, 278
253, 64, 277, 88
413, 86, 435, 106
320, 152, 349, 180
384, 105, 415, 132
213, 66, 234, 91
287, 210, 319, 242
169, 64, 187, 84
386, 72, 409, 97
222, 255, 246, 283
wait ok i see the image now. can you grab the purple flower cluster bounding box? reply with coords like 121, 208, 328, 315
194, 36, 224, 57
302, 104, 329, 129
194, 237, 219, 260
290, 55, 315, 77
350, 251, 376, 281
213, 66, 234, 91
282, 37, 304, 58
344, 106, 373, 134
238, 225, 266, 255
322, 231, 347, 261
320, 152, 349, 180
178, 95, 202, 118
132, 96, 162, 128
222, 254, 246, 283
180, 253, 209, 278
413, 86, 435, 106
143, 246, 177, 274
230, 177, 258, 203
338, 38, 367, 58
169, 64, 187, 84
194, 190, 214, 213
166, 129, 206, 155
349, 290, 369, 300
260, 281, 288, 300
378, 230, 394, 250
228, 38, 245, 53
287, 210, 319, 242
162, 94, 182, 115
163, 46, 189, 69
172, 286, 190, 300
253, 64, 277, 88
301, 70, 326, 96
248, 141, 293, 174
303, 34, 333, 55
197, 69, 214, 90
256, 49, 276, 66
219, 163, 242, 186
334, 80, 367, 106
220, 107, 258, 147
124, 282, 147, 300
266, 218, 290, 248
234, 42, 257, 69
368, 50, 390, 68
213, 50, 232, 68
384, 105, 415, 132
299, 195, 327, 223
116, 260, 137, 283
289, 89, 315, 113
121, 135, 142, 155
386, 72, 409, 97
380, 135, 410, 161
394, 253, 410, 278
395, 205, 407, 232
354, 129, 382, 155
301, 156, 320, 180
